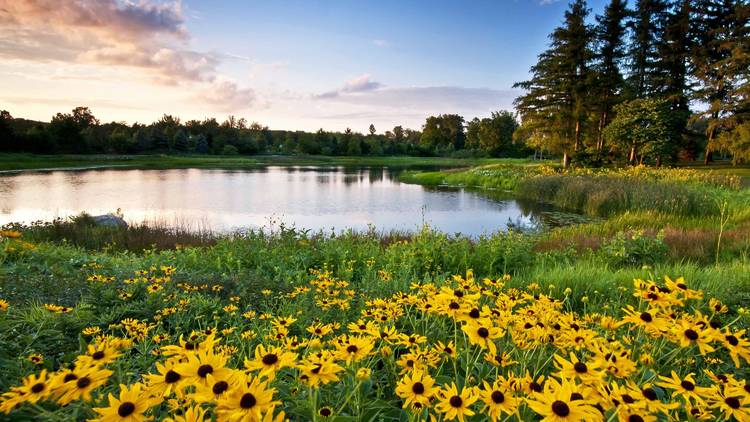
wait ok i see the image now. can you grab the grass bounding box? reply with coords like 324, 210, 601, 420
1, 225, 750, 420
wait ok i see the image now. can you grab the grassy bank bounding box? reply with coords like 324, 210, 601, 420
0, 153, 504, 172
1, 225, 750, 420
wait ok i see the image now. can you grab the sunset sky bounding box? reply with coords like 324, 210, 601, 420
0, 0, 611, 132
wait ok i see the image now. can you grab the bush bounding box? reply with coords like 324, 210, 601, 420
222, 144, 239, 155
600, 230, 668, 267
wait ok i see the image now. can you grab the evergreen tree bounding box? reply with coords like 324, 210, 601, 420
627, 0, 670, 98
592, 0, 629, 152
690, 0, 742, 163
514, 0, 594, 168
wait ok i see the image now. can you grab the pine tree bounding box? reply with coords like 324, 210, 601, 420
514, 0, 594, 168
690, 0, 740, 163
627, 0, 670, 98
592, 0, 629, 152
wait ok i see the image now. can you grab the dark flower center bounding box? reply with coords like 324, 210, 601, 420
240, 393, 257, 409
311, 364, 322, 374
629, 416, 645, 422
347, 345, 358, 353
530, 382, 542, 392
684, 329, 699, 341
165, 370, 181, 384
639, 312, 652, 322
212, 381, 229, 395
319, 407, 332, 417
477, 327, 490, 338
76, 377, 91, 389
262, 354, 279, 365
63, 373, 78, 383
642, 388, 657, 401
491, 391, 505, 403
573, 362, 588, 373
680, 380, 695, 391
31, 383, 45, 394
118, 402, 136, 417
197, 364, 214, 378
449, 395, 463, 408
469, 309, 480, 319
622, 394, 635, 404
552, 400, 570, 417
449, 302, 460, 310
412, 382, 425, 394
91, 351, 105, 360
726, 335, 739, 346
570, 392, 583, 401
725, 397, 741, 409
185, 342, 195, 350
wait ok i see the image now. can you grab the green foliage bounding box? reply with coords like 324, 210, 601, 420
603, 97, 675, 162
600, 230, 668, 267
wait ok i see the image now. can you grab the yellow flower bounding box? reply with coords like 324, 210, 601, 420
215, 376, 279, 422
244, 344, 297, 380
91, 383, 160, 422
0, 299, 8, 311
525, 377, 602, 421
356, 367, 371, 381
478, 378, 520, 421
395, 369, 437, 410
165, 405, 209, 422
28, 353, 44, 365
175, 349, 232, 387
55, 365, 113, 405
435, 382, 478, 421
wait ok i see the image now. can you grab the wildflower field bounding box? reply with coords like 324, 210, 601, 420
1, 164, 750, 421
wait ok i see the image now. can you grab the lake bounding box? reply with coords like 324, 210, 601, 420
0, 167, 564, 236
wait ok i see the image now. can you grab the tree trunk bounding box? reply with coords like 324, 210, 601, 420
656, 156, 662, 167
574, 120, 581, 152
562, 151, 570, 169
597, 109, 608, 151
629, 144, 637, 165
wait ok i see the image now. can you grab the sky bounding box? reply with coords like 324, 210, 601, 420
0, 0, 612, 132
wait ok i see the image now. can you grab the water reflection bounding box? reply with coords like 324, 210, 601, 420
0, 167, 574, 236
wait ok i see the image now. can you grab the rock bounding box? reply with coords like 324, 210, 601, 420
91, 214, 128, 228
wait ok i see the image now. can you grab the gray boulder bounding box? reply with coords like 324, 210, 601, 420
91, 214, 128, 228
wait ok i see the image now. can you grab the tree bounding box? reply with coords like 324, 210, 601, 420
514, 0, 595, 168
0, 110, 16, 151
368, 124, 376, 136
173, 129, 189, 152
691, 0, 749, 163
627, 0, 670, 98
49, 107, 99, 153
420, 114, 466, 152
592, 0, 629, 152
603, 98, 673, 165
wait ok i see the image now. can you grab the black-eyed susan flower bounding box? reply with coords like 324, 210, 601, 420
395, 368, 436, 410
525, 377, 602, 421
215, 376, 279, 421
244, 344, 297, 380
478, 378, 520, 420
90, 383, 160, 422
435, 382, 478, 421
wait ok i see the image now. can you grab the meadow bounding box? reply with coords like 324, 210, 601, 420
1, 159, 750, 421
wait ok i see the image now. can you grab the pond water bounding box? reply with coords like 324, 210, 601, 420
0, 167, 570, 236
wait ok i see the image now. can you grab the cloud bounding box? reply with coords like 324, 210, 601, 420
316, 74, 383, 99
318, 83, 517, 113
200, 80, 260, 112
0, 0, 260, 110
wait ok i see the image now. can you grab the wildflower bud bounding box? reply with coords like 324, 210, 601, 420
581, 296, 589, 303
356, 367, 371, 381
564, 288, 572, 296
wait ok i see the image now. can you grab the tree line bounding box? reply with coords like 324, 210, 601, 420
514, 0, 749, 167
0, 107, 528, 158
